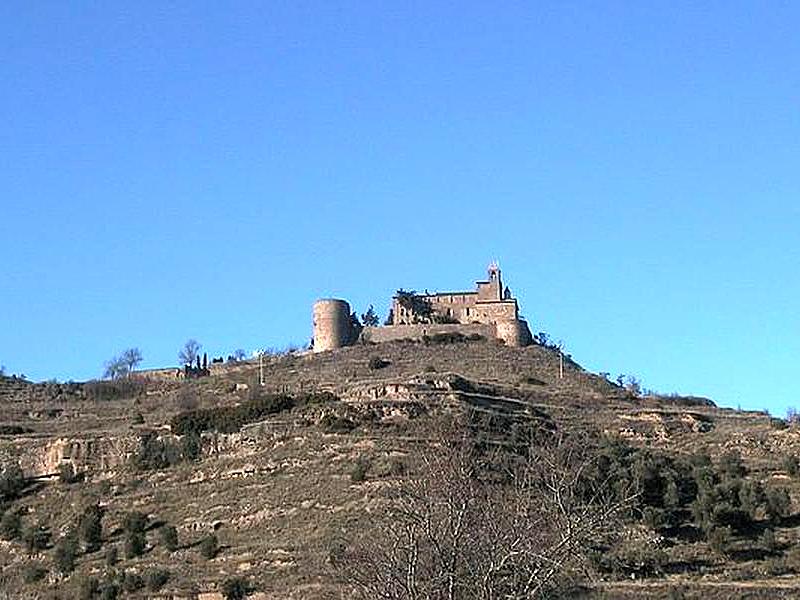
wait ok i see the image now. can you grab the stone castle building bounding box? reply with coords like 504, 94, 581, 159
391, 261, 519, 326
312, 263, 533, 352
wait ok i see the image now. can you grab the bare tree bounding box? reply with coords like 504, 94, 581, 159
103, 348, 142, 380
337, 417, 635, 599
121, 348, 143, 374
178, 339, 201, 366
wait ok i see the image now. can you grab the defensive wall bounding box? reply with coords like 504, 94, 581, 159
361, 323, 496, 345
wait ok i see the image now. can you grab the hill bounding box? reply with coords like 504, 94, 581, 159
2, 337, 800, 599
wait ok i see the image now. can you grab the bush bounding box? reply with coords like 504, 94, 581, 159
368, 356, 390, 370
124, 532, 146, 558
0, 464, 25, 500
160, 525, 179, 552
783, 455, 800, 476
771, 417, 789, 430
169, 393, 311, 435
176, 386, 199, 411
54, 533, 79, 573
199, 534, 218, 559
132, 433, 182, 471
84, 379, 144, 402
131, 412, 145, 425
58, 462, 79, 484
350, 457, 371, 483
123, 511, 148, 534
77, 576, 100, 600
104, 545, 118, 567
760, 528, 777, 553
707, 526, 732, 556
121, 571, 144, 593
423, 332, 469, 345
145, 568, 170, 591
22, 562, 47, 584
719, 451, 746, 479
180, 433, 202, 461
320, 414, 357, 433
78, 504, 104, 552
23, 524, 51, 552
99, 582, 119, 600
0, 510, 21, 540
766, 486, 791, 522
221, 576, 251, 600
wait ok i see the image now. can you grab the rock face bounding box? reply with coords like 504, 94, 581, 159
11, 435, 138, 477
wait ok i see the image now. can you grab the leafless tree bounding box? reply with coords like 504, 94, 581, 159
178, 339, 201, 366
337, 416, 635, 599
103, 347, 142, 380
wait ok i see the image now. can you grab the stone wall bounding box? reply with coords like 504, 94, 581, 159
361, 323, 496, 344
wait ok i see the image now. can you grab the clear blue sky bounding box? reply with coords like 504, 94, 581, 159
1, 2, 798, 414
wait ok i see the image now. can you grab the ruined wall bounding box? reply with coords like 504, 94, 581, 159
361, 323, 496, 344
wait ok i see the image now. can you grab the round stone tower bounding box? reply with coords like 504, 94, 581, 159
495, 319, 533, 348
312, 299, 353, 352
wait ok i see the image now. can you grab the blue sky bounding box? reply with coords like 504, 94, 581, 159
1, 2, 798, 414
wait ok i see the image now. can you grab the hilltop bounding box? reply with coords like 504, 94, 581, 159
2, 337, 800, 599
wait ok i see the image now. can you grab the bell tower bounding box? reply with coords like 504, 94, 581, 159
486, 261, 502, 301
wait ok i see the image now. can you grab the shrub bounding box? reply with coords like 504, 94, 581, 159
707, 526, 732, 556
78, 504, 104, 552
176, 385, 199, 411
783, 455, 800, 476
160, 525, 179, 552
131, 412, 145, 425
591, 540, 666, 578
389, 457, 406, 476
719, 451, 746, 479
54, 532, 79, 573
320, 414, 357, 433
0, 464, 25, 500
766, 486, 791, 522
84, 379, 144, 402
180, 433, 202, 461
58, 462, 79, 484
760, 528, 777, 553
22, 563, 47, 584
77, 576, 100, 600
123, 511, 148, 534
0, 425, 34, 435
368, 356, 390, 370
121, 571, 144, 593
424, 332, 469, 344
99, 582, 119, 600
23, 524, 51, 552
132, 433, 182, 471
350, 457, 371, 483
124, 532, 146, 558
0, 511, 21, 540
104, 545, 118, 567
221, 576, 251, 600
771, 417, 789, 430
169, 393, 307, 435
145, 568, 170, 591
199, 534, 218, 559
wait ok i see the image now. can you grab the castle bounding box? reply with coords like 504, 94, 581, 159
312, 263, 533, 352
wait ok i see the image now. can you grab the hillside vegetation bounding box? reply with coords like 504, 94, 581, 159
2, 338, 800, 599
